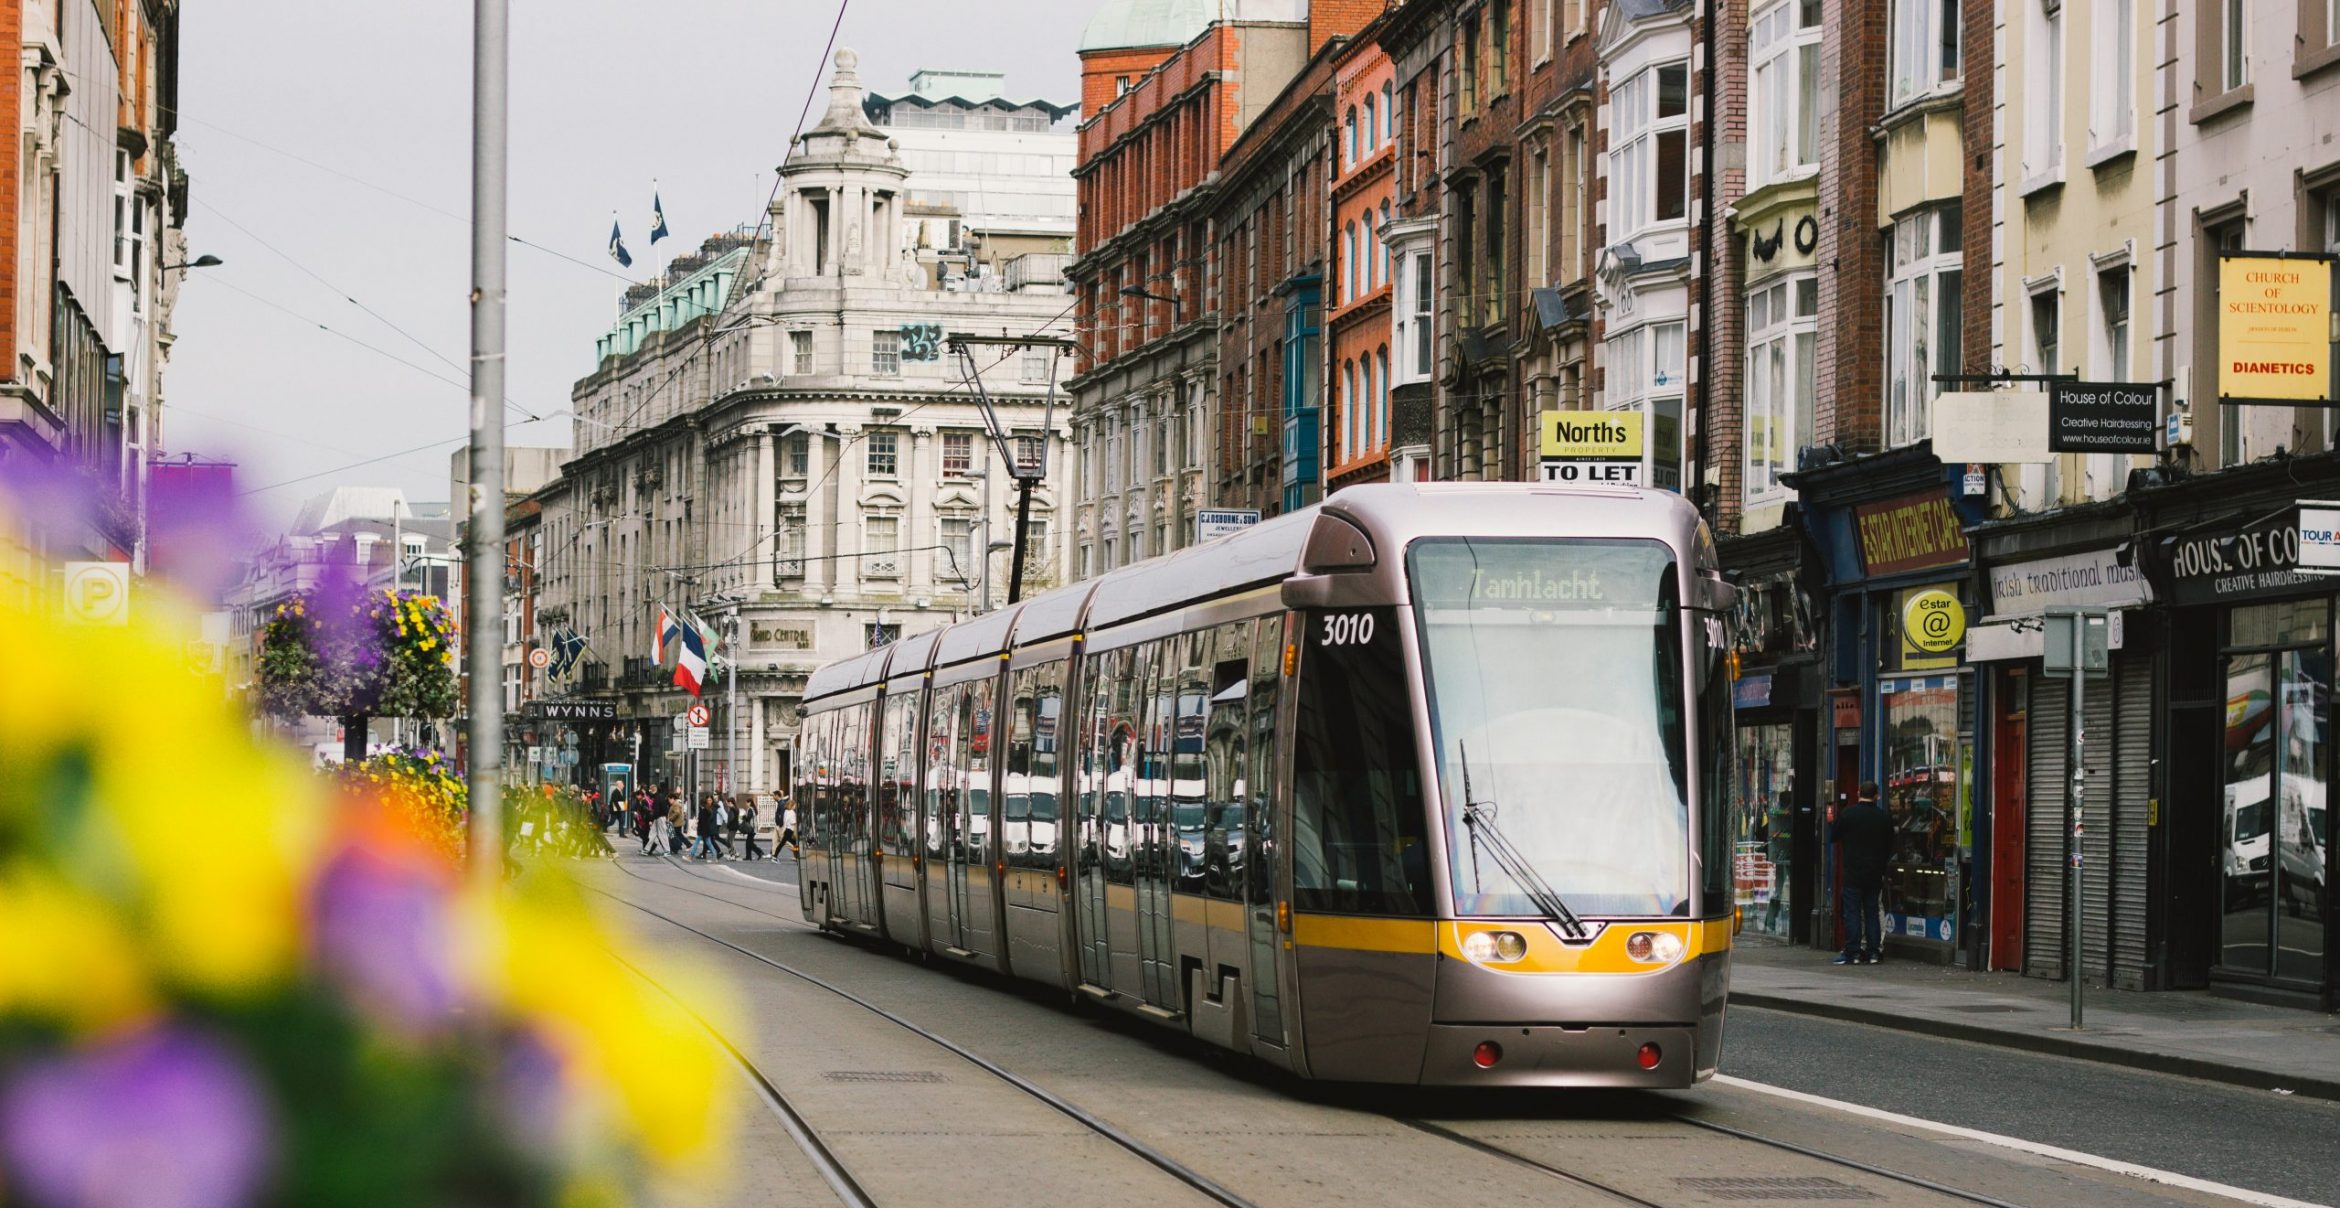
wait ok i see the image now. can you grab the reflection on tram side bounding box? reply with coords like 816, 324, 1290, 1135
793, 483, 1740, 1087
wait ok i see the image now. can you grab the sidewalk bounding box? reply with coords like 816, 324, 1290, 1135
1726, 940, 2340, 1102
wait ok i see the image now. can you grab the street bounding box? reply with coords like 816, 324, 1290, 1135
583, 851, 2334, 1208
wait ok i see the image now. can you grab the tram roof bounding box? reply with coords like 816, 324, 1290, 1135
933, 599, 1027, 669
881, 626, 946, 683
802, 644, 892, 700
1082, 506, 1316, 631
1008, 577, 1100, 645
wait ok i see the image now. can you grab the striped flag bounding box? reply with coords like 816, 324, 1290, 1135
652, 607, 681, 664
672, 621, 708, 697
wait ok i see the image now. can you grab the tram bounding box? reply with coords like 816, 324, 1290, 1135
794, 482, 1738, 1087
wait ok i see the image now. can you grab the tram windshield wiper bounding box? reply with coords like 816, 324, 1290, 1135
1458, 743, 1590, 942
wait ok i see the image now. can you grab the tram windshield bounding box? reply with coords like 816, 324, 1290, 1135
1409, 537, 1691, 917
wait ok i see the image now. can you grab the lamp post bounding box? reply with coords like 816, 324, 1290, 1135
160, 254, 223, 271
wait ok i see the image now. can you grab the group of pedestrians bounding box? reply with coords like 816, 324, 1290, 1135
615, 785, 798, 863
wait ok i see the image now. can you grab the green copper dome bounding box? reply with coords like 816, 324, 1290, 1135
1079, 0, 1213, 52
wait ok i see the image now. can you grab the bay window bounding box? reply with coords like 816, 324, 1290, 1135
1605, 320, 1687, 490
1889, 0, 1961, 108
1746, 274, 1818, 502
1610, 62, 1689, 238
1750, 0, 1821, 187
1884, 205, 1964, 448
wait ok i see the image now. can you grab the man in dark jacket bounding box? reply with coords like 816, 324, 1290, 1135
1831, 781, 1892, 965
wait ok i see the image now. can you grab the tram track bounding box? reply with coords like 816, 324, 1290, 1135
591, 857, 2042, 1208
582, 869, 1259, 1208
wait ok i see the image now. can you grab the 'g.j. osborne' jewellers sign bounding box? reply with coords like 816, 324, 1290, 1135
2166, 504, 2340, 606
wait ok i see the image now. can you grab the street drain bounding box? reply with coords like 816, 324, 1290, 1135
1673, 1175, 1881, 1201
820, 1070, 948, 1084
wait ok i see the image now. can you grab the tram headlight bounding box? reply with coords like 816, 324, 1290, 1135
1625, 931, 1685, 964
1461, 930, 1529, 963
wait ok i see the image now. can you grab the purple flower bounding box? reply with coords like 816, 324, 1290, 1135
493, 1028, 571, 1159
309, 846, 464, 1033
0, 1025, 273, 1208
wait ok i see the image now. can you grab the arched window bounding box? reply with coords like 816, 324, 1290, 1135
1383, 81, 1395, 141
1363, 94, 1378, 152
1342, 221, 1357, 302
1362, 211, 1378, 290
1376, 346, 1391, 447
1341, 360, 1359, 462
1380, 199, 1394, 283
1344, 106, 1358, 168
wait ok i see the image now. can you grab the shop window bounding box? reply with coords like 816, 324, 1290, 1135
1877, 673, 1964, 944
1735, 724, 1796, 938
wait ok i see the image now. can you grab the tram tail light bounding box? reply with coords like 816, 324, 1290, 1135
1636, 1043, 1663, 1070
1472, 1041, 1503, 1069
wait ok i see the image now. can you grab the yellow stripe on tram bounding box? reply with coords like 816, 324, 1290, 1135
1291, 914, 1439, 954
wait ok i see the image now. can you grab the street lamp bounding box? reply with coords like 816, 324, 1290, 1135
1119, 284, 1182, 328
161, 254, 224, 271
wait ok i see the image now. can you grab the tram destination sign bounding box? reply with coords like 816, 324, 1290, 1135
2049, 381, 2159, 454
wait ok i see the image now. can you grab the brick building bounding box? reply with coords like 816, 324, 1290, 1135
1068, 6, 1311, 571
1324, 21, 1398, 490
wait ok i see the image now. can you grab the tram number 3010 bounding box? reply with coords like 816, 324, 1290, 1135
1319, 612, 1378, 647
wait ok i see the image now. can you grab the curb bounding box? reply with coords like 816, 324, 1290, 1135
1727, 990, 2340, 1105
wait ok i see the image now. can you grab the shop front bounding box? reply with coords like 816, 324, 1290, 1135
2148, 492, 2339, 1009
1966, 509, 2158, 986
1788, 450, 1984, 964
1722, 524, 1824, 945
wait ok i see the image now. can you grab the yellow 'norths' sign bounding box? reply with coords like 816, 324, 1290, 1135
2218, 253, 2334, 404
1542, 411, 1644, 459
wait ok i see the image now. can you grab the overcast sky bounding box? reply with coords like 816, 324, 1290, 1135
167, 0, 1084, 527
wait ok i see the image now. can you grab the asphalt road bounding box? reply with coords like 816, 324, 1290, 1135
1721, 1004, 2340, 1204
595, 851, 2333, 1207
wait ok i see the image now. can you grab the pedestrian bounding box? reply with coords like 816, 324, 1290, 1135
690, 795, 718, 860
666, 792, 687, 855
1831, 780, 1892, 966
651, 793, 675, 856
735, 794, 765, 860
777, 797, 799, 859
710, 794, 736, 859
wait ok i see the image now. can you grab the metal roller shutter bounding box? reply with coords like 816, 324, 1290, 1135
2111, 650, 2154, 989
2081, 671, 2114, 984
2027, 677, 2067, 979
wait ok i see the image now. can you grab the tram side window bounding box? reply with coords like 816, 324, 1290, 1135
1698, 612, 1734, 910
1103, 648, 1139, 885
1249, 616, 1284, 912
1173, 629, 1212, 895
1005, 673, 1035, 867
1028, 663, 1065, 865
1204, 621, 1253, 902
1292, 608, 1432, 915
879, 694, 911, 852
925, 685, 960, 861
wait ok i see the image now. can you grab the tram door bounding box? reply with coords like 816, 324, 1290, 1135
923, 682, 964, 952
1245, 616, 1288, 1046
956, 676, 1002, 961
1073, 650, 1123, 989
876, 691, 923, 946
824, 704, 869, 926
1134, 639, 1180, 1007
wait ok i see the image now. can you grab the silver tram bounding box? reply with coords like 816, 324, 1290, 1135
794, 483, 1739, 1087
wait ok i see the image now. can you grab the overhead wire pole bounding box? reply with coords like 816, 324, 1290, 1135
948, 334, 1076, 605
466, 0, 510, 888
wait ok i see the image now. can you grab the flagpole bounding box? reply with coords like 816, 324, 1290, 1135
465, 0, 510, 890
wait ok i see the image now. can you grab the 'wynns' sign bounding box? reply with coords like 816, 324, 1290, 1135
2165, 508, 2321, 607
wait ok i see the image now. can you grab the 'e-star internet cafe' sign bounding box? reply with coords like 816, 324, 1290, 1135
2219, 252, 2334, 407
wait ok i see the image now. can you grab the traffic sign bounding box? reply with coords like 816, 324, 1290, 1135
686, 704, 712, 728
687, 726, 710, 750
527, 646, 551, 669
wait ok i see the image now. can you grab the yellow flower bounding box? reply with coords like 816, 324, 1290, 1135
0, 864, 154, 1031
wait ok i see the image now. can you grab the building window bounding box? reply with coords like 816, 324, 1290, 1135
1345, 107, 1358, 168
1366, 344, 1385, 447
1610, 62, 1689, 238
1363, 94, 1378, 153
791, 330, 814, 375
2029, 283, 2061, 376
872, 329, 901, 375
1343, 221, 1358, 302
940, 514, 974, 585
2221, 0, 2248, 91
1746, 274, 1819, 502
777, 506, 806, 579
112, 151, 131, 278
2089, 0, 2134, 154
2097, 266, 2129, 378
1890, 0, 1962, 107
1536, 0, 1556, 61
1021, 349, 1053, 383
1116, 75, 1132, 96
1527, 147, 1549, 283
1751, 0, 1822, 186
1383, 81, 1395, 141
1018, 433, 1045, 475
1605, 321, 1688, 490
1363, 211, 1380, 290
865, 515, 901, 578
1379, 200, 1393, 284
2023, 0, 2065, 181
1884, 204, 1964, 448
1491, 0, 1510, 95
1461, 12, 1481, 114
1409, 252, 1434, 379
1341, 359, 1358, 463
866, 430, 899, 477
785, 431, 809, 478
942, 431, 973, 476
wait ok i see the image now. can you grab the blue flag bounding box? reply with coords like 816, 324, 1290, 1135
650, 191, 670, 244
608, 218, 633, 268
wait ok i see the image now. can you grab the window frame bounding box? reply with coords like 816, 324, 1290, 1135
1609, 61, 1691, 240
872, 328, 902, 376
941, 430, 973, 477
2087, 0, 2136, 161
1883, 204, 1965, 449
1750, 0, 1822, 188
864, 513, 902, 578
865, 429, 900, 478
1744, 273, 1818, 504
1888, 0, 1963, 110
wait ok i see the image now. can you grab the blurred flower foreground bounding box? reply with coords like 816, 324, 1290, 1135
0, 488, 735, 1207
